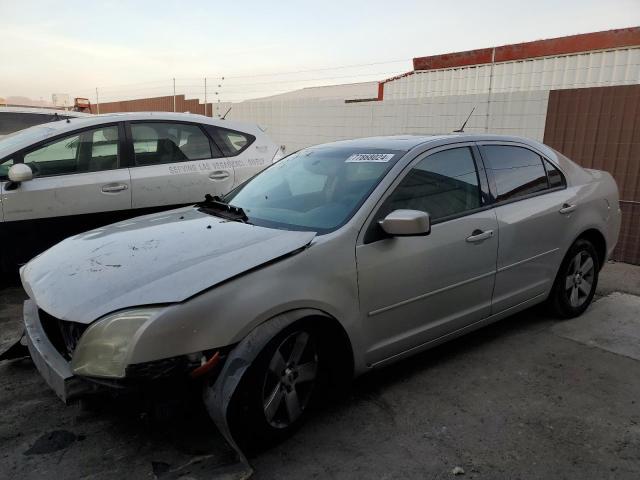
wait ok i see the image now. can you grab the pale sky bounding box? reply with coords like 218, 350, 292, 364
2, 0, 639, 103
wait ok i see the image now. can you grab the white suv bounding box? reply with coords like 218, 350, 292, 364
0, 112, 282, 270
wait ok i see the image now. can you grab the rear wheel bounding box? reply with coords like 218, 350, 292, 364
227, 322, 325, 452
548, 238, 599, 318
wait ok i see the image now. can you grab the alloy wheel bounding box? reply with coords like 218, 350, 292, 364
262, 331, 318, 429
564, 250, 596, 308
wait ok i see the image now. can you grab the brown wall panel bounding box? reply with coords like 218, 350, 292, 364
544, 85, 640, 264
618, 203, 640, 266
90, 95, 214, 117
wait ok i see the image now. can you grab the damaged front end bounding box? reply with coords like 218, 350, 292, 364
23, 296, 321, 477
24, 299, 95, 403
22, 297, 258, 477
23, 299, 230, 403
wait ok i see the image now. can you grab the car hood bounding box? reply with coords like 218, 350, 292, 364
21, 207, 316, 323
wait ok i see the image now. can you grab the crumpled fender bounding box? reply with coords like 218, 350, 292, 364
203, 308, 329, 476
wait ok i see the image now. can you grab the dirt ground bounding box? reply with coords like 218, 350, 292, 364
1, 262, 639, 479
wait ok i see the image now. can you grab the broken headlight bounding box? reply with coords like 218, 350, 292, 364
71, 308, 162, 379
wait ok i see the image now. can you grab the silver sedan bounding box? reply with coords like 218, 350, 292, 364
21, 134, 620, 451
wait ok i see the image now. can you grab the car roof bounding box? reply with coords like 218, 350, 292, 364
310, 133, 551, 154
0, 106, 91, 117
40, 111, 265, 134
312, 135, 451, 151
0, 112, 268, 160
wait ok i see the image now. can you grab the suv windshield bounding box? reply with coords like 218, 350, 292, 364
225, 146, 404, 233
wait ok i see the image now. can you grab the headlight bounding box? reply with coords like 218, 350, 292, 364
71, 308, 162, 379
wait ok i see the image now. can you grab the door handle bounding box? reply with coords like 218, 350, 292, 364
559, 203, 577, 214
466, 229, 494, 243
209, 170, 230, 181
101, 184, 128, 193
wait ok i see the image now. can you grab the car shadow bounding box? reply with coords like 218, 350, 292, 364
351, 306, 552, 395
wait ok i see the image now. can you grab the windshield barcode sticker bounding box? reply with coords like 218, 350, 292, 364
345, 153, 395, 163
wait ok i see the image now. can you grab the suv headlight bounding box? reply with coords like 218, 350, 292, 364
71, 308, 162, 379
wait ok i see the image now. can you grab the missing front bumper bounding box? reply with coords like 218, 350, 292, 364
23, 299, 94, 403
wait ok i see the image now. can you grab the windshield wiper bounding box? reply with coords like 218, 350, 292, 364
197, 194, 250, 223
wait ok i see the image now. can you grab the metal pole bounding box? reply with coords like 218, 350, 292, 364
173, 78, 176, 112
95, 87, 100, 114
485, 47, 495, 133
204, 77, 207, 117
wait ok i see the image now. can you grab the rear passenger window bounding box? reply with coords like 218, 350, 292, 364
131, 123, 214, 166
205, 126, 255, 156
481, 145, 548, 202
545, 159, 566, 188
379, 147, 481, 222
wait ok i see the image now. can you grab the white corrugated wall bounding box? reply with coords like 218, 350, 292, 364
226, 90, 549, 152
384, 47, 640, 99
220, 47, 638, 152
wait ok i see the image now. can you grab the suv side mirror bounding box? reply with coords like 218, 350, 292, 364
379, 209, 431, 237
8, 163, 33, 183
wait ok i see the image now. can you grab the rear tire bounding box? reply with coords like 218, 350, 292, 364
227, 321, 327, 453
548, 238, 599, 318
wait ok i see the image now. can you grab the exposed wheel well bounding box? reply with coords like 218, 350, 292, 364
302, 314, 354, 392
576, 228, 607, 269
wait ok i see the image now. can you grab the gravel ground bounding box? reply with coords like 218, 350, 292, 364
1, 262, 639, 479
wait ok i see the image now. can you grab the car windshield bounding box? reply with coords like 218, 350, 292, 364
0, 124, 57, 158
225, 146, 404, 233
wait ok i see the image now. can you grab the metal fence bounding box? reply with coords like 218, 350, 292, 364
544, 84, 640, 265
90, 94, 215, 117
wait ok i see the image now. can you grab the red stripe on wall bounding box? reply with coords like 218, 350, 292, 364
413, 27, 640, 71
413, 48, 494, 71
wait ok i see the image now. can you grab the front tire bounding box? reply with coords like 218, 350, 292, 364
548, 238, 599, 318
227, 322, 325, 452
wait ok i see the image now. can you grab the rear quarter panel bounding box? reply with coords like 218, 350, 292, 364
230, 131, 279, 187
559, 165, 620, 268
581, 169, 621, 259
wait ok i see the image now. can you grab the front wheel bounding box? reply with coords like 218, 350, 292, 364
548, 238, 599, 318
226, 322, 325, 452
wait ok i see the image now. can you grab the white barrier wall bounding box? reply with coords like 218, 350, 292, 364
218, 47, 638, 152
224, 90, 549, 153
385, 47, 640, 99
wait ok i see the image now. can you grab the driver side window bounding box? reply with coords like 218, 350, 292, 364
367, 147, 482, 242
382, 147, 481, 220
22, 126, 120, 177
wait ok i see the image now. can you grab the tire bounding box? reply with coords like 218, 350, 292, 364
227, 321, 327, 452
548, 238, 600, 318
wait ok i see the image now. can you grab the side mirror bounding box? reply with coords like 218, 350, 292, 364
8, 163, 33, 183
379, 209, 431, 237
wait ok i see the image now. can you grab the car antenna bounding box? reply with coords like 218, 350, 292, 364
453, 106, 475, 133
221, 107, 232, 120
